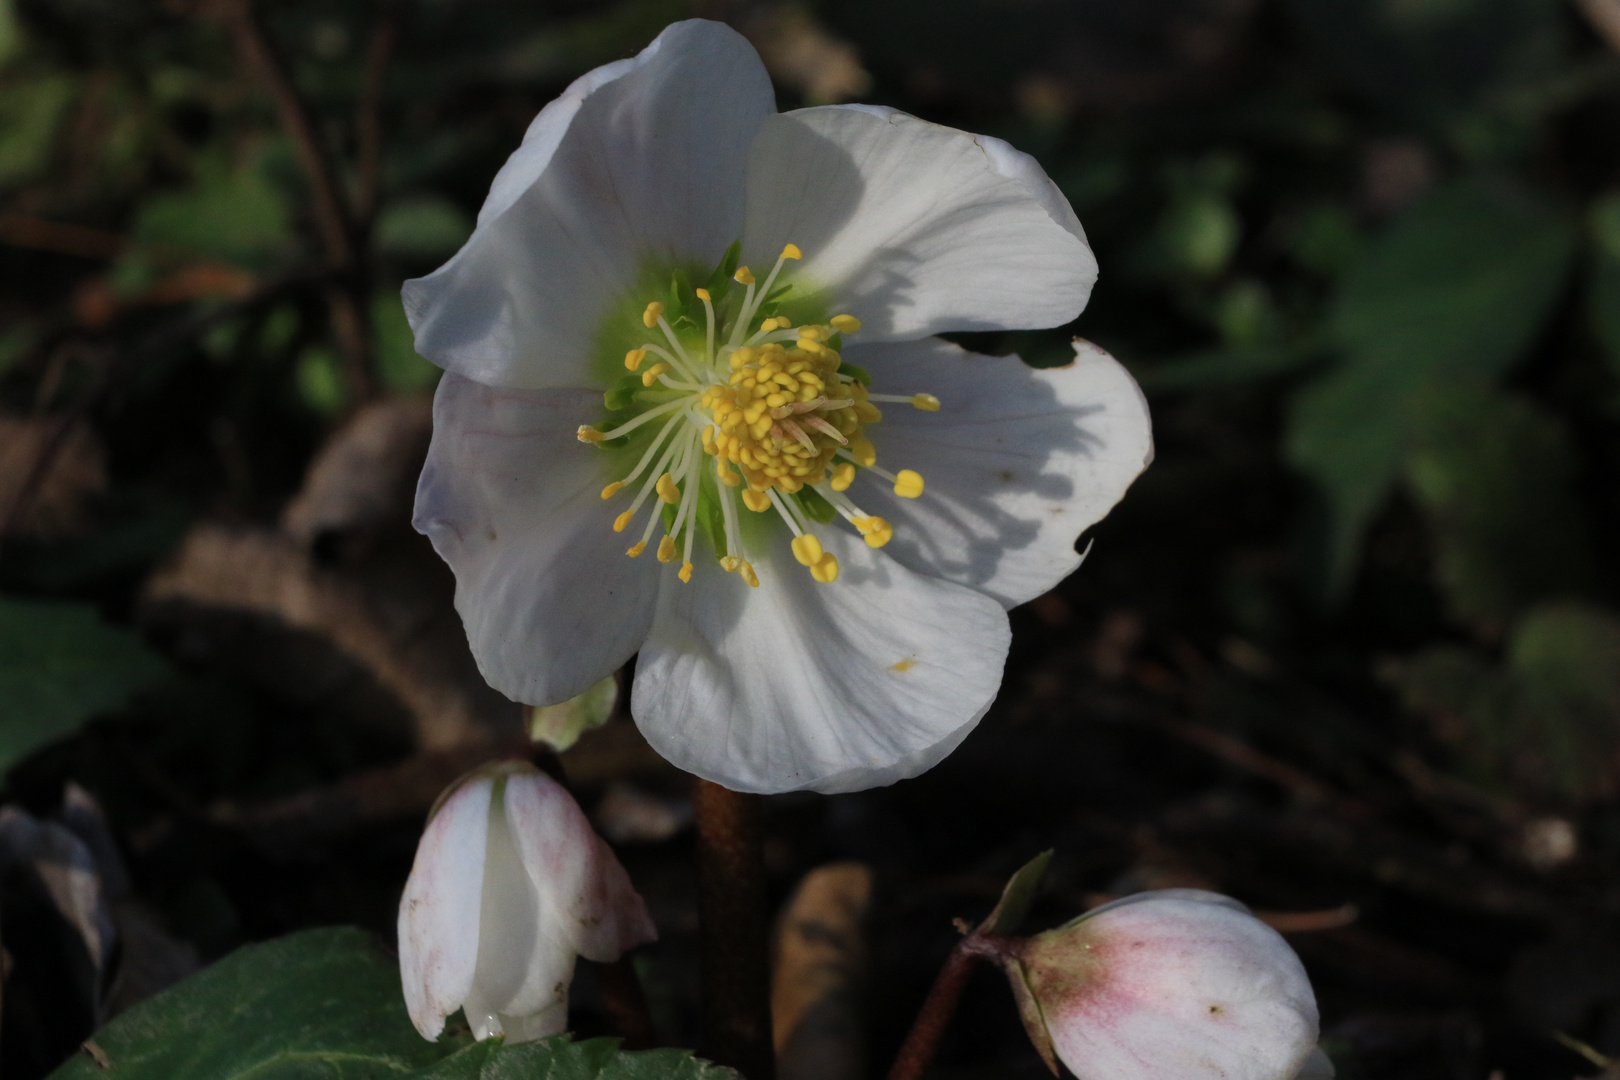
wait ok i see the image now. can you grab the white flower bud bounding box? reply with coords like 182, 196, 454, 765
398, 762, 657, 1042
1004, 889, 1328, 1080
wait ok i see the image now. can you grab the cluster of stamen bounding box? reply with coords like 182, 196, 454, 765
578, 244, 939, 587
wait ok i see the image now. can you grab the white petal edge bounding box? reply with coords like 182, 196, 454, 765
503, 770, 657, 963
403, 20, 775, 389
631, 528, 1011, 794
398, 777, 491, 1041
843, 336, 1153, 608
413, 373, 661, 705
741, 105, 1097, 341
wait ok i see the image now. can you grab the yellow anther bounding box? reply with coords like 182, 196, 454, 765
911, 393, 941, 412
601, 481, 626, 499
799, 325, 827, 341
577, 425, 606, 444
624, 348, 647, 371
696, 288, 711, 301
741, 561, 760, 588
850, 436, 877, 467
735, 266, 755, 285
830, 314, 861, 334
742, 489, 771, 512
613, 510, 635, 532
642, 301, 665, 328
657, 536, 677, 563
863, 516, 893, 548
716, 460, 741, 487
655, 474, 681, 504
782, 243, 802, 260
810, 553, 839, 583
730, 347, 755, 369
894, 469, 925, 499
791, 533, 825, 567
759, 316, 783, 333
626, 541, 646, 557
641, 362, 671, 387
720, 555, 741, 572
679, 561, 694, 583
797, 337, 824, 354
831, 463, 856, 491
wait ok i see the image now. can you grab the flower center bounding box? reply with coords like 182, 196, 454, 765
577, 244, 939, 587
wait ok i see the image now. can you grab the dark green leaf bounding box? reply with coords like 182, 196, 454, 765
0, 596, 169, 772
1330, 177, 1573, 380
131, 154, 293, 268
1403, 384, 1588, 626
1288, 177, 1576, 598
979, 850, 1052, 936
374, 293, 442, 394
49, 927, 737, 1080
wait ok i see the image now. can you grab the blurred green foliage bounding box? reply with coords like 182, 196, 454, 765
0, 596, 168, 771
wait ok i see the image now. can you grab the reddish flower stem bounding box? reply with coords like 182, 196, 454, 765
887, 931, 1024, 1080
693, 779, 774, 1080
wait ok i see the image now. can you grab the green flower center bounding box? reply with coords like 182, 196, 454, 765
577, 243, 938, 587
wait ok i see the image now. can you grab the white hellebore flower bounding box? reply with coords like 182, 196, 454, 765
398, 762, 657, 1042
1004, 890, 1333, 1080
405, 19, 1153, 794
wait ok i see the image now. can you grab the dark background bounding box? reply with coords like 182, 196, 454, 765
3, 0, 1620, 1077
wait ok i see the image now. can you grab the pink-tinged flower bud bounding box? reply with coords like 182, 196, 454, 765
1004, 889, 1327, 1080
398, 762, 657, 1042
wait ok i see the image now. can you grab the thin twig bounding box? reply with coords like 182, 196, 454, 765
216, 0, 377, 403
694, 780, 774, 1080
887, 931, 1021, 1080
354, 1, 398, 225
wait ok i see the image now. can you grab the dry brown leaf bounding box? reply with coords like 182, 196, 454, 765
143, 522, 510, 749
0, 415, 106, 538
281, 395, 433, 544
772, 861, 873, 1080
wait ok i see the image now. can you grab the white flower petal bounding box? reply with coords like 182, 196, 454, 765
466, 770, 653, 1039
414, 373, 661, 705
741, 105, 1097, 341
404, 20, 775, 389
503, 770, 657, 966
398, 776, 491, 1041
844, 337, 1152, 608
631, 529, 1010, 794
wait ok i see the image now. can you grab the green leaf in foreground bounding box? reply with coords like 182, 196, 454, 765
0, 596, 169, 772
49, 927, 735, 1080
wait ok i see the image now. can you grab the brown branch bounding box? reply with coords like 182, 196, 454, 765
887, 931, 1022, 1080
216, 0, 377, 403
694, 780, 774, 1080
354, 2, 398, 225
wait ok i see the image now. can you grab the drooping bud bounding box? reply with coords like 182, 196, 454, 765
1004, 889, 1328, 1080
398, 762, 657, 1043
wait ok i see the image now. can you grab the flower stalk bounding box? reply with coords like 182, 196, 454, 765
886, 927, 1022, 1080
693, 779, 774, 1080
